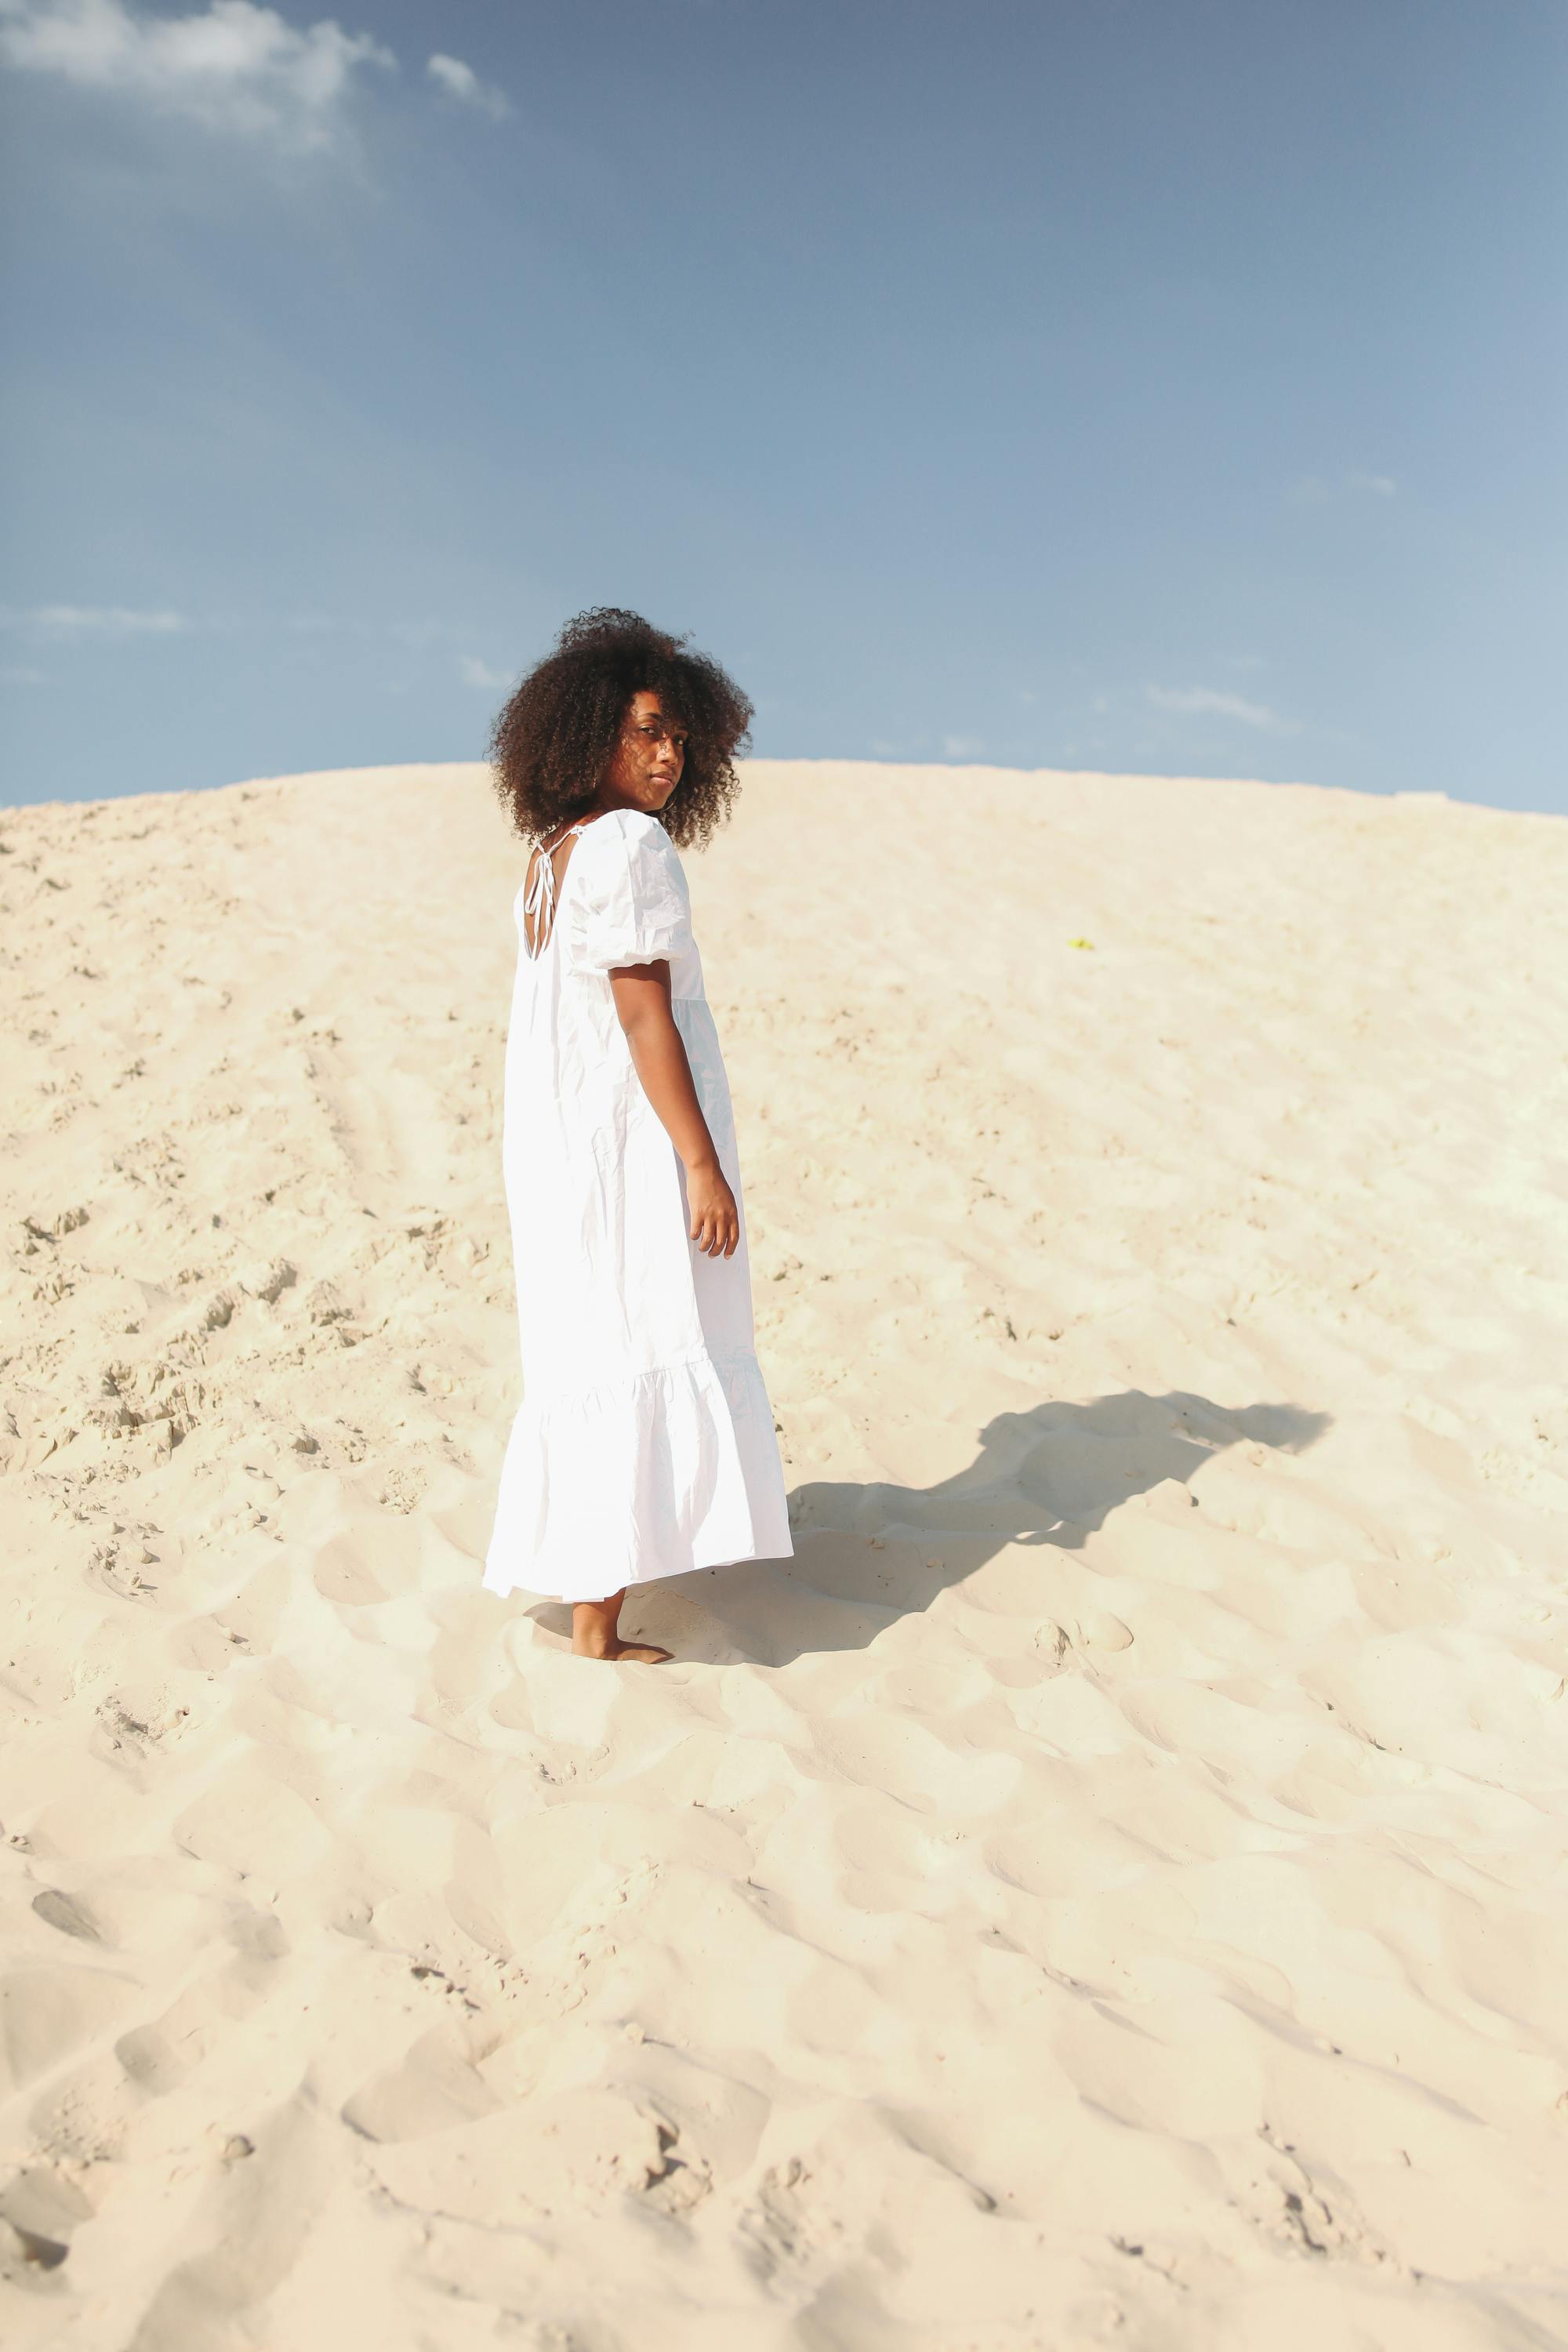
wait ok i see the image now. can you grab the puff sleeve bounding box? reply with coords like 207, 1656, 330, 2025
568, 813, 693, 977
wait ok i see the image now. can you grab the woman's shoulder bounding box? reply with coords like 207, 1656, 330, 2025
561, 806, 691, 971
601, 806, 671, 844
585, 808, 681, 864
564, 808, 684, 913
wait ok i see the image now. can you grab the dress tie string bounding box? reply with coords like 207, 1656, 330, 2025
523, 822, 590, 960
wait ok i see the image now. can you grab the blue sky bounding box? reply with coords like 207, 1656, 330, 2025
2, 0, 1563, 811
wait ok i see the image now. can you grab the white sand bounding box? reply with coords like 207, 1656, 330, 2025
2, 757, 1566, 2348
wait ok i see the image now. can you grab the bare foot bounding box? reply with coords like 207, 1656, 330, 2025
571, 1589, 672, 1664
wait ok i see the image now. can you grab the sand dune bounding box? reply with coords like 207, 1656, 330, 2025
2, 757, 1566, 2348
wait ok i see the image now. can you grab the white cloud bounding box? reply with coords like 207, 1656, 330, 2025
0, 0, 395, 148
942, 734, 985, 760
2, 663, 47, 683
1147, 685, 1282, 730
458, 653, 511, 690
426, 50, 508, 119
1290, 469, 1398, 506
2, 602, 188, 633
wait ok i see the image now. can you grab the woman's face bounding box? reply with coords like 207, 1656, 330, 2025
605, 688, 687, 811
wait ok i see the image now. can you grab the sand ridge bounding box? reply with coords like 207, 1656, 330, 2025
2, 759, 1566, 2347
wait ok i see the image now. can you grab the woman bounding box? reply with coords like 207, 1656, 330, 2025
483, 608, 793, 1662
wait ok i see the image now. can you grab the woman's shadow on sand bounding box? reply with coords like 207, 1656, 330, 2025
636, 1387, 1331, 1668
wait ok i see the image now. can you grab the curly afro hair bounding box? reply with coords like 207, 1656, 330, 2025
488, 608, 753, 852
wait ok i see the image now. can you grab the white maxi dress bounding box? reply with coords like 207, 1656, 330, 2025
483, 806, 794, 1604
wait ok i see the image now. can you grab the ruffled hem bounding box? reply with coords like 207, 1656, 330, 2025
483, 1348, 794, 1603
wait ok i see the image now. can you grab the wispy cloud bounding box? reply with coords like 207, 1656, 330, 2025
0, 0, 394, 147
1290, 469, 1399, 506
942, 733, 985, 760
1147, 684, 1282, 730
2, 602, 188, 634
458, 653, 511, 690
426, 50, 509, 120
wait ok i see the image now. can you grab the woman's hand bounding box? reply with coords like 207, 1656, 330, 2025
685, 1155, 739, 1258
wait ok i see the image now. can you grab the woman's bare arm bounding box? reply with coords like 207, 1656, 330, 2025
609, 962, 739, 1258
